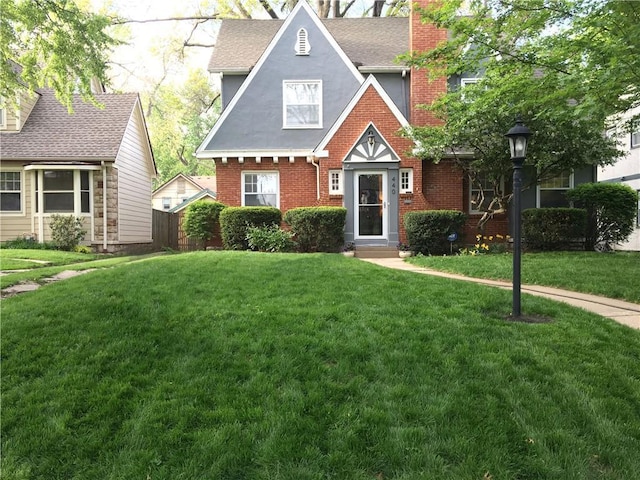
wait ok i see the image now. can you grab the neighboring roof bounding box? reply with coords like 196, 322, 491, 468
190, 175, 217, 192
152, 173, 217, 195
209, 17, 409, 73
0, 88, 141, 161
168, 189, 217, 213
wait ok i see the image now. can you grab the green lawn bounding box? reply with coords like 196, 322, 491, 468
2, 251, 639, 479
408, 251, 640, 303
0, 250, 164, 290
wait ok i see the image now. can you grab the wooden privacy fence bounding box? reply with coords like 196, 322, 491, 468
152, 209, 220, 251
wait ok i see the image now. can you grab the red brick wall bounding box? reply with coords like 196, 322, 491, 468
410, 0, 448, 126
214, 159, 318, 213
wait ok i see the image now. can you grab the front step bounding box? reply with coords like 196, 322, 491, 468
354, 246, 397, 259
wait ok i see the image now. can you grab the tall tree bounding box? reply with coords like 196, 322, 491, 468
145, 69, 219, 186
403, 0, 634, 229
0, 0, 118, 109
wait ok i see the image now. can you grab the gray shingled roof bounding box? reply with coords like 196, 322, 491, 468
0, 89, 140, 161
208, 17, 409, 72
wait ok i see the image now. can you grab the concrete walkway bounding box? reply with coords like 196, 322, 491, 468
360, 257, 640, 330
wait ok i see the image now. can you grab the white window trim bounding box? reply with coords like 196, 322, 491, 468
162, 197, 171, 210
328, 170, 343, 195
460, 77, 480, 87
536, 171, 574, 208
469, 175, 503, 213
399, 168, 413, 194
282, 80, 322, 129
0, 170, 24, 214
631, 125, 640, 149
241, 171, 280, 208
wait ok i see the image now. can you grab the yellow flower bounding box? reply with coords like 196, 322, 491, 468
476, 234, 482, 240
489, 236, 494, 241
481, 243, 489, 250
475, 244, 480, 248
496, 234, 504, 239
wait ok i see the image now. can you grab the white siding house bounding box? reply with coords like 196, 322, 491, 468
0, 88, 157, 252
599, 106, 640, 251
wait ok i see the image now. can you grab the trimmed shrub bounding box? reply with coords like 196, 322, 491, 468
182, 201, 227, 249
219, 207, 282, 250
284, 207, 347, 253
246, 224, 295, 252
522, 208, 587, 251
566, 183, 639, 250
403, 210, 466, 256
50, 214, 87, 251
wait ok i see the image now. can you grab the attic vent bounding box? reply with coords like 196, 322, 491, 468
295, 28, 310, 55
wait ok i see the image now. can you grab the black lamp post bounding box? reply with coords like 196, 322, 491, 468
505, 118, 531, 317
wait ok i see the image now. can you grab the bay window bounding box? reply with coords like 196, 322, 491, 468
35, 170, 91, 214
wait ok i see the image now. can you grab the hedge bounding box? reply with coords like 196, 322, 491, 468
403, 210, 466, 255
566, 182, 639, 250
219, 207, 282, 250
522, 208, 587, 251
284, 207, 347, 253
182, 201, 227, 249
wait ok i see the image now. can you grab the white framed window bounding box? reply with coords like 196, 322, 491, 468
469, 174, 500, 213
283, 80, 322, 128
242, 172, 279, 208
295, 28, 310, 55
329, 170, 343, 195
460, 77, 480, 88
162, 197, 171, 210
0, 171, 22, 212
35, 170, 91, 214
537, 170, 573, 208
400, 168, 413, 194
631, 122, 640, 148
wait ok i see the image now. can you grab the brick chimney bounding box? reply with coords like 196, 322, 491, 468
410, 0, 448, 126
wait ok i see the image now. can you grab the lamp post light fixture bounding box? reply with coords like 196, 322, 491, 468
505, 117, 532, 317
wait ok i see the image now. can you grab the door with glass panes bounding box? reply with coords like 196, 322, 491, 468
354, 171, 387, 239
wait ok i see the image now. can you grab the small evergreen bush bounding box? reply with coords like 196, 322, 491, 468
283, 207, 347, 253
246, 225, 295, 252
220, 207, 282, 250
566, 183, 639, 250
403, 210, 466, 255
182, 200, 226, 249
522, 208, 587, 251
50, 214, 87, 251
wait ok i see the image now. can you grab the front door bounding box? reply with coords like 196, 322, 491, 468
355, 171, 387, 240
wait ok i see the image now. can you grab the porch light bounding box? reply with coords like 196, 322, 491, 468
367, 130, 375, 147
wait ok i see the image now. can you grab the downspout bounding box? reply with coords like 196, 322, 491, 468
401, 69, 408, 120
102, 161, 108, 252
311, 158, 320, 200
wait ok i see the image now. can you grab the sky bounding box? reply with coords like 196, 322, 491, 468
99, 0, 219, 92
100, 1, 384, 93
